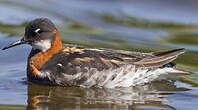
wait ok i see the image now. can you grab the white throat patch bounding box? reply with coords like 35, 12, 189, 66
32, 40, 51, 52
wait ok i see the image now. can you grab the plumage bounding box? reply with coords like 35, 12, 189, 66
2, 18, 191, 88
28, 44, 189, 87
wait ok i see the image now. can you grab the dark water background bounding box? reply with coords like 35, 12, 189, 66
0, 0, 198, 110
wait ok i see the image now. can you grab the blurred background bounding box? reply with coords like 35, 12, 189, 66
0, 0, 198, 110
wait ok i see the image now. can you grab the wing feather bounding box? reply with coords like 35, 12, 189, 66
133, 48, 185, 69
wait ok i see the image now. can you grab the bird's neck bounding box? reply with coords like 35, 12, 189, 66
28, 30, 62, 76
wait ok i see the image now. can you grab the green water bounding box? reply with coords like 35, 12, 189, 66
0, 0, 198, 110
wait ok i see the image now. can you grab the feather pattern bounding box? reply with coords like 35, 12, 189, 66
32, 45, 190, 87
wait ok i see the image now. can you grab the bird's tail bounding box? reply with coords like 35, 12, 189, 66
171, 67, 192, 74
151, 48, 192, 74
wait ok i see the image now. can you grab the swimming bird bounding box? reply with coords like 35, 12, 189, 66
2, 18, 190, 88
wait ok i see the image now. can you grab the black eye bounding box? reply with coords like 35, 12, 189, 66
37, 30, 42, 34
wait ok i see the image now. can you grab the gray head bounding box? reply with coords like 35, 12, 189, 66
2, 18, 57, 52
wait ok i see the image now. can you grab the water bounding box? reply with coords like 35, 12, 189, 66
0, 0, 198, 109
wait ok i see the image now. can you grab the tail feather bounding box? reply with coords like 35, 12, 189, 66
134, 48, 186, 69
172, 67, 192, 74
151, 48, 185, 57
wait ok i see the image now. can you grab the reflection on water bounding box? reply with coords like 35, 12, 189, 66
27, 80, 188, 110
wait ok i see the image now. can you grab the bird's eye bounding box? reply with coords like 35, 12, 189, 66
34, 28, 41, 34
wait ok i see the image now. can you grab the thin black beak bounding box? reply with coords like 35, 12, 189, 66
2, 38, 27, 50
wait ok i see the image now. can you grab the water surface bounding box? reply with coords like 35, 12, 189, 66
0, 0, 198, 110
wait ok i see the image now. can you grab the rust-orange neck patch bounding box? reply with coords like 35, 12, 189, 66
29, 29, 63, 76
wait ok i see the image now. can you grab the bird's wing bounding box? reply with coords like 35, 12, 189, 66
95, 48, 185, 69
42, 44, 185, 74
40, 45, 186, 86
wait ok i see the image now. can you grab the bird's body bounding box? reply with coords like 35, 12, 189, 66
2, 18, 191, 88
28, 44, 187, 88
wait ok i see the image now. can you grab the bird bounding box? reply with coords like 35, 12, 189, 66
2, 18, 191, 88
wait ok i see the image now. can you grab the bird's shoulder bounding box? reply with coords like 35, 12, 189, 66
60, 44, 150, 65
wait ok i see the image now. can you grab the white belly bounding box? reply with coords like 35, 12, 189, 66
75, 65, 180, 88
38, 65, 181, 88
